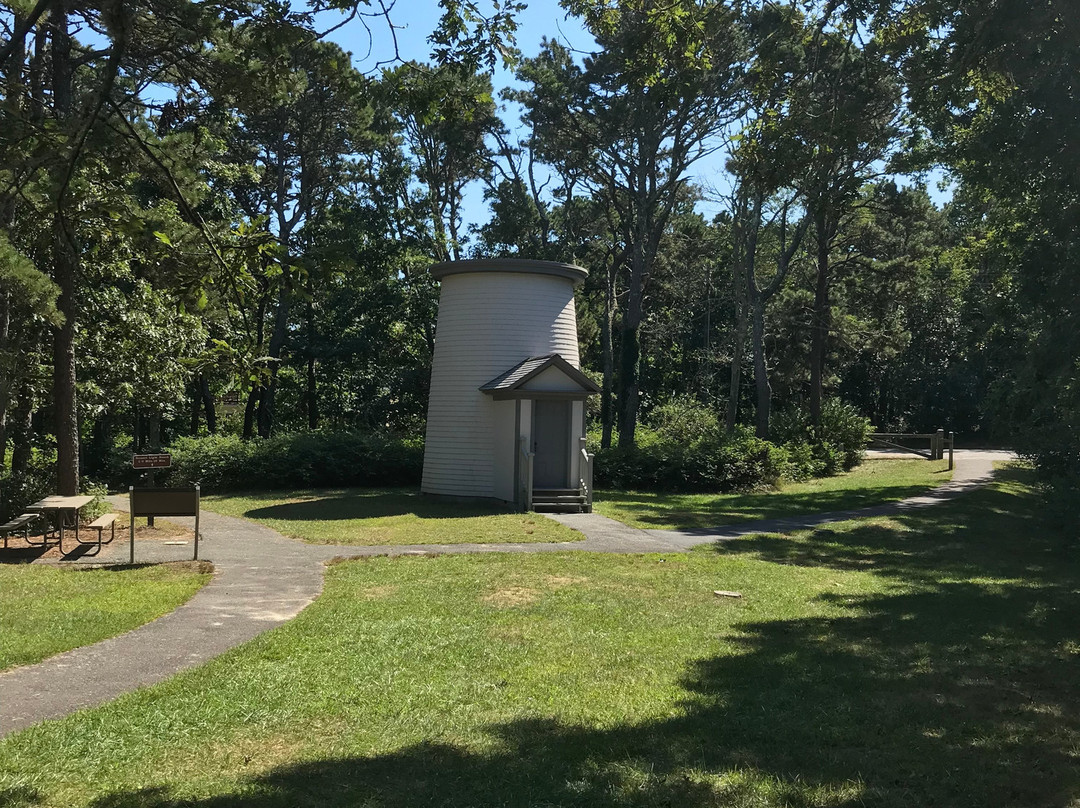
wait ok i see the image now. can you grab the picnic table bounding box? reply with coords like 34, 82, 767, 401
26, 495, 94, 554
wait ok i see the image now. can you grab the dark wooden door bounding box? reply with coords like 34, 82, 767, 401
533, 400, 570, 488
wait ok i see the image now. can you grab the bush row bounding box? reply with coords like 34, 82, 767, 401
163, 431, 423, 492
591, 398, 871, 493
92, 399, 866, 497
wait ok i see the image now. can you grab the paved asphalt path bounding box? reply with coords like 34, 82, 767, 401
0, 450, 1011, 736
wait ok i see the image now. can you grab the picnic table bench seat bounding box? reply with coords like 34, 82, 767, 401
1, 512, 43, 548
82, 513, 119, 554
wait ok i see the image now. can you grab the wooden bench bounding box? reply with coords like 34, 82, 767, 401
81, 513, 119, 554
1, 513, 43, 548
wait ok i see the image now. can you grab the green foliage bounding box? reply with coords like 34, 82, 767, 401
0, 456, 107, 523
163, 432, 423, 492
771, 399, 871, 475
648, 395, 721, 447
593, 425, 790, 493
0, 467, 53, 524
79, 481, 111, 523
591, 398, 869, 492
0, 233, 61, 326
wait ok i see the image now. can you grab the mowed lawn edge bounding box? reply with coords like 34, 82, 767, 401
200, 488, 582, 545
595, 457, 953, 530
0, 465, 1074, 807
0, 561, 213, 671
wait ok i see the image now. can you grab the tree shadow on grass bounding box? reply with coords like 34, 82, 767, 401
67, 544, 1080, 806
597, 483, 944, 530
9, 467, 1075, 808
237, 490, 518, 522
68, 589, 1080, 807
714, 466, 1074, 587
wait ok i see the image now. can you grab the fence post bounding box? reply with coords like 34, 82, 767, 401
948, 432, 954, 471
129, 485, 135, 565
936, 429, 945, 460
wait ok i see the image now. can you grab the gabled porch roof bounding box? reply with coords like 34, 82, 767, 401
479, 354, 600, 401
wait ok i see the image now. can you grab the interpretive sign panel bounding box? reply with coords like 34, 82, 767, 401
132, 453, 171, 469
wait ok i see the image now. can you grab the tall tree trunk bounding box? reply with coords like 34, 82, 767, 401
146, 411, 161, 523
87, 411, 112, 477
600, 258, 616, 449
306, 355, 318, 430
726, 203, 754, 434
0, 16, 25, 472
50, 0, 79, 495
0, 292, 10, 470
242, 387, 260, 440
258, 277, 291, 439
618, 242, 645, 449
702, 261, 712, 399
750, 293, 771, 439
809, 209, 831, 430
52, 233, 79, 494
305, 277, 318, 430
199, 374, 216, 434
190, 380, 200, 435
726, 287, 748, 434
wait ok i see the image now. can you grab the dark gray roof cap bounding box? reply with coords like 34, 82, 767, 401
431, 259, 588, 285
480, 354, 600, 397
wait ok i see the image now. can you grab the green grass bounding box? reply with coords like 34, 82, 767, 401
0, 562, 212, 671
201, 488, 581, 545
595, 457, 952, 529
1, 465, 1076, 807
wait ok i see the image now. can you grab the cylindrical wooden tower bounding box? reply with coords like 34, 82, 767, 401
421, 259, 590, 502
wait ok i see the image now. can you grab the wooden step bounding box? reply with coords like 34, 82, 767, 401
532, 502, 587, 513
531, 490, 588, 514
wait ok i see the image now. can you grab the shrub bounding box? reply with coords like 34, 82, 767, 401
648, 396, 720, 447
80, 480, 111, 522
163, 431, 423, 492
771, 398, 871, 473
593, 427, 790, 493
591, 398, 870, 492
0, 467, 52, 523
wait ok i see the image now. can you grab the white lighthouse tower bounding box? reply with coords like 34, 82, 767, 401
421, 259, 598, 511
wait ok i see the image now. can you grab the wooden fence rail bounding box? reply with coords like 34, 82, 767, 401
868, 430, 954, 470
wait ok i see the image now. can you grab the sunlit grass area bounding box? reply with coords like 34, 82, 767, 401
201, 489, 581, 545
595, 457, 952, 530
0, 561, 212, 671
2, 465, 1075, 807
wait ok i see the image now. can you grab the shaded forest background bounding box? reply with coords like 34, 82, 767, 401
0, 0, 1076, 499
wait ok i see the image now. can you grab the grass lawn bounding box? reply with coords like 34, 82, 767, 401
0, 561, 212, 671
201, 489, 581, 545
595, 457, 952, 530
2, 465, 1076, 807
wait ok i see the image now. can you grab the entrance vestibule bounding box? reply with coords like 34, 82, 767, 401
532, 400, 571, 489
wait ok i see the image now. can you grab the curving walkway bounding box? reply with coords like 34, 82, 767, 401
0, 450, 1011, 736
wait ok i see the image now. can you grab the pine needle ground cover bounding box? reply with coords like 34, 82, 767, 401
596, 458, 952, 530
201, 489, 582, 545
1, 466, 1075, 807
0, 562, 212, 671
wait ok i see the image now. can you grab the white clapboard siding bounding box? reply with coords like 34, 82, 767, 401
422, 263, 584, 499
